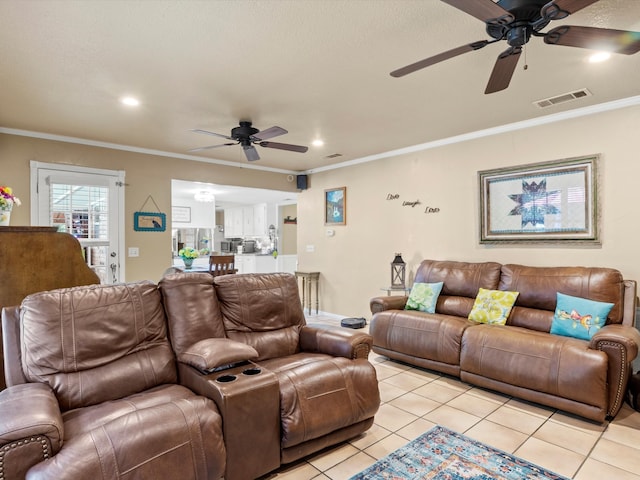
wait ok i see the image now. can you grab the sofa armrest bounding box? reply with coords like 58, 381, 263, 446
370, 295, 407, 314
299, 326, 373, 359
177, 338, 259, 373
0, 383, 64, 479
590, 324, 640, 418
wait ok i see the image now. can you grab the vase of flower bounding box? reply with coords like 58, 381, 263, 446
182, 257, 194, 269
178, 247, 199, 270
0, 186, 20, 227
0, 204, 12, 226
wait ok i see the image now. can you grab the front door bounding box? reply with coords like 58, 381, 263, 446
31, 161, 125, 283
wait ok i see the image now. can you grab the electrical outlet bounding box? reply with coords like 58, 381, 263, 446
128, 247, 139, 257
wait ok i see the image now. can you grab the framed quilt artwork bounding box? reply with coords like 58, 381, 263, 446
478, 155, 599, 244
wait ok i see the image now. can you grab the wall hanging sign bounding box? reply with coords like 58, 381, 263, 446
325, 186, 346, 226
172, 206, 191, 223
478, 155, 599, 244
134, 195, 166, 232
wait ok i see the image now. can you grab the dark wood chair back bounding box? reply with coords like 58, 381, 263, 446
209, 255, 237, 276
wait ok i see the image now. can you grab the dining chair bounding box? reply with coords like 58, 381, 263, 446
209, 255, 237, 276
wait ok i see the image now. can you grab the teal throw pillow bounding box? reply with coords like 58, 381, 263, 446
405, 282, 444, 313
550, 292, 613, 340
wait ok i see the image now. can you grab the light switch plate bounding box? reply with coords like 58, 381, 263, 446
128, 247, 139, 257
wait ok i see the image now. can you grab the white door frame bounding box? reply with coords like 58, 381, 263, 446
30, 160, 126, 281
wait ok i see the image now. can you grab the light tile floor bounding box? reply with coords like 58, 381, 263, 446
259, 314, 640, 480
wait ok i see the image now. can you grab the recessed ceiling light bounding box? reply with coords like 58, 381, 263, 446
311, 139, 324, 147
588, 52, 611, 63
120, 96, 140, 107
194, 191, 215, 202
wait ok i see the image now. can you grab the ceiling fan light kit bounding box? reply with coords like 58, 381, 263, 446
189, 121, 308, 162
391, 0, 640, 94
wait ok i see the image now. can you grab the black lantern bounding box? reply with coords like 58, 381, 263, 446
390, 253, 406, 288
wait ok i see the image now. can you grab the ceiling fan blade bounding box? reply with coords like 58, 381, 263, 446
485, 47, 522, 94
243, 145, 260, 162
259, 141, 309, 153
391, 40, 490, 77
252, 126, 287, 141
441, 0, 514, 25
190, 128, 234, 141
541, 0, 599, 20
545, 25, 640, 54
188, 142, 236, 152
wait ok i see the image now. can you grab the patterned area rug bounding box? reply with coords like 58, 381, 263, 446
350, 425, 569, 480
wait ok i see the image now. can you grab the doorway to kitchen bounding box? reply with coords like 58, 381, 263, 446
171, 179, 298, 272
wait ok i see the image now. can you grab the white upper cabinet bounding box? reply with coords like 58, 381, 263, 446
225, 203, 272, 237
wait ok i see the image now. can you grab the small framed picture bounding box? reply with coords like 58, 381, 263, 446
325, 187, 346, 226
134, 212, 166, 232
172, 206, 191, 223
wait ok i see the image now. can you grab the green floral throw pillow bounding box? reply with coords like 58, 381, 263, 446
405, 282, 444, 313
468, 288, 519, 325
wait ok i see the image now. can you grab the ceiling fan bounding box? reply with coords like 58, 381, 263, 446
189, 121, 309, 161
391, 0, 640, 94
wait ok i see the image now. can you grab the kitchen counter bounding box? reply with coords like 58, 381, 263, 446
235, 254, 297, 274
172, 254, 297, 275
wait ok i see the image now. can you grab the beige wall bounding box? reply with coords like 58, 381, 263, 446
297, 105, 640, 318
279, 203, 297, 255
0, 133, 297, 282
3, 105, 639, 316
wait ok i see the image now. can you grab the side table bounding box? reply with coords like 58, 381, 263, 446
295, 271, 320, 315
381, 286, 411, 296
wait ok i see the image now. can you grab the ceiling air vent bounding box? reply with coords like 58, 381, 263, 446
533, 88, 591, 108
325, 153, 343, 159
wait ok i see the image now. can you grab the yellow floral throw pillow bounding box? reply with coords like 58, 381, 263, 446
468, 288, 519, 325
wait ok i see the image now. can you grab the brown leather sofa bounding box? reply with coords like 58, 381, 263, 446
0, 281, 226, 480
370, 260, 640, 422
159, 272, 380, 480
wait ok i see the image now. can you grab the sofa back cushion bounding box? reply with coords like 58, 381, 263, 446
499, 264, 626, 331
213, 273, 306, 360
159, 272, 227, 355
414, 260, 502, 317
20, 281, 177, 411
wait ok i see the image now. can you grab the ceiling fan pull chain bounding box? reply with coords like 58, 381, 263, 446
523, 44, 528, 71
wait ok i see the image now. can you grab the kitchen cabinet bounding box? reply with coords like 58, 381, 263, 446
234, 254, 297, 274
255, 255, 278, 273
235, 254, 256, 274
224, 207, 244, 237
224, 203, 269, 237
252, 204, 267, 237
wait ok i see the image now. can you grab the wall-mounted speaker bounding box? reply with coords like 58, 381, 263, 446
296, 174, 308, 190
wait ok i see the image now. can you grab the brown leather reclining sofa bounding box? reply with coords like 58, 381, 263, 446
0, 281, 226, 480
159, 272, 380, 480
0, 272, 380, 480
370, 260, 640, 422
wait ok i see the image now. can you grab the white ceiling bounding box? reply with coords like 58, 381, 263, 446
1, 1, 639, 173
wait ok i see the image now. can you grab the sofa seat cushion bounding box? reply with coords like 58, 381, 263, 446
259, 354, 380, 448
460, 325, 608, 408
371, 310, 475, 366
28, 393, 225, 480
62, 384, 200, 439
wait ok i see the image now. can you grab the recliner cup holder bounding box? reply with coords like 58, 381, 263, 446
216, 374, 237, 383
242, 367, 261, 376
